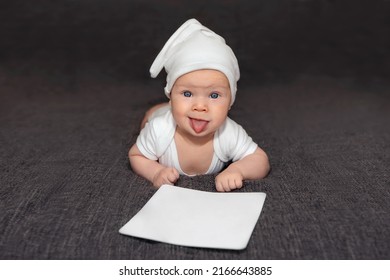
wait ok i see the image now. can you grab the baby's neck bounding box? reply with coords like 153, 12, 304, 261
174, 128, 215, 175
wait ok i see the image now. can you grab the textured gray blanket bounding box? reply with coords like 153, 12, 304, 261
1, 0, 389, 259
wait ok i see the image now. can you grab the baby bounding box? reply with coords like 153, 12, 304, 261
129, 19, 270, 192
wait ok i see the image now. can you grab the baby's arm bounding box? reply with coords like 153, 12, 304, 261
215, 147, 270, 192
129, 144, 179, 187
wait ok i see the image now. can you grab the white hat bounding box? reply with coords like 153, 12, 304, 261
150, 18, 240, 105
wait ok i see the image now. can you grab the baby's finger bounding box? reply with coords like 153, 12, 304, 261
234, 177, 243, 189
172, 168, 180, 179
215, 179, 225, 192
167, 168, 179, 184
225, 180, 233, 192
219, 179, 230, 192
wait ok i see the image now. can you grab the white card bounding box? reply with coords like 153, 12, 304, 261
119, 185, 266, 250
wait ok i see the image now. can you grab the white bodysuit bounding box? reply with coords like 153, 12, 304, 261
136, 106, 258, 176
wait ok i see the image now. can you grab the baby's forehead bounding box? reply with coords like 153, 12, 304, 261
175, 69, 230, 88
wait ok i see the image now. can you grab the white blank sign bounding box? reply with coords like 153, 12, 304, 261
119, 185, 266, 250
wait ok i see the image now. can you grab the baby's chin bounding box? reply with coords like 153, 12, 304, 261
177, 125, 216, 140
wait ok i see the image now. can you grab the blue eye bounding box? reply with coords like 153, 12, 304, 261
183, 91, 192, 97
210, 92, 220, 99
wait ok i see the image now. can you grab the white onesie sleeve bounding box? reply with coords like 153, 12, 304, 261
214, 117, 258, 162
136, 109, 176, 160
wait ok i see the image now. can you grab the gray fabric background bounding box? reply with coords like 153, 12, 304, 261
1, 0, 389, 259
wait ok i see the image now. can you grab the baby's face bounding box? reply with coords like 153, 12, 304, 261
170, 69, 231, 139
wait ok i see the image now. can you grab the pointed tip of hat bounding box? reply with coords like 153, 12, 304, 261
149, 18, 204, 78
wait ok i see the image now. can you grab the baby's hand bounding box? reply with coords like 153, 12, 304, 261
215, 170, 244, 192
152, 167, 179, 188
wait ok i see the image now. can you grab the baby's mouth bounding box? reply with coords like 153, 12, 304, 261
189, 118, 209, 133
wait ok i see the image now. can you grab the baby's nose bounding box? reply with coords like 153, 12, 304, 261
192, 100, 208, 112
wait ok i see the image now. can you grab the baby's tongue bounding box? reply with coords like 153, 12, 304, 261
190, 118, 208, 133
